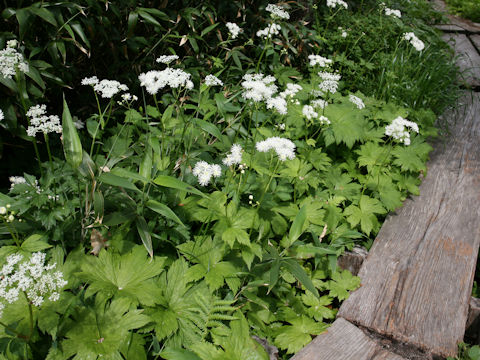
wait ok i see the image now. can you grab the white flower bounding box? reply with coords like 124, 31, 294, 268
9, 176, 26, 190
223, 144, 243, 166
26, 104, 62, 137
327, 0, 348, 9
0, 252, 67, 311
256, 23, 281, 39
241, 73, 278, 102
117, 93, 138, 106
318, 71, 341, 94
403, 32, 425, 51
93, 79, 128, 98
0, 207, 5, 215
302, 105, 318, 120
0, 45, 29, 79
193, 161, 222, 186
81, 76, 99, 86
311, 99, 328, 109
0, 109, 4, 121
139, 68, 193, 95
318, 115, 331, 125
280, 83, 302, 99
385, 116, 419, 145
341, 30, 348, 38
255, 137, 296, 161
6, 40, 18, 49
308, 55, 332, 67
385, 8, 401, 18
156, 55, 179, 65
266, 4, 290, 19
226, 22, 242, 39
349, 94, 365, 109
266, 96, 288, 115
205, 74, 223, 87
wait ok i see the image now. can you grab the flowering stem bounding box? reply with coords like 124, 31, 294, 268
258, 158, 280, 206
23, 292, 34, 341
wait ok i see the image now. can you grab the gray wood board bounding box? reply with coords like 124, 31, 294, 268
442, 33, 480, 87
338, 93, 480, 358
291, 318, 406, 360
470, 34, 480, 54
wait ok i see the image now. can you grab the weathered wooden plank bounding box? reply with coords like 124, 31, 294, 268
337, 246, 368, 276
339, 93, 480, 358
434, 24, 465, 33
470, 34, 480, 53
291, 318, 406, 360
442, 33, 480, 86
431, 0, 480, 33
466, 297, 480, 344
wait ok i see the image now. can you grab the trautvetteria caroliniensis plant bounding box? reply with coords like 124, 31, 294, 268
0, 0, 459, 358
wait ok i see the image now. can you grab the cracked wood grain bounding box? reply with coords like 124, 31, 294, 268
338, 93, 480, 358
291, 318, 406, 360
442, 34, 480, 87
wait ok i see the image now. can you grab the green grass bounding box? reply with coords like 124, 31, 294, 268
445, 0, 480, 23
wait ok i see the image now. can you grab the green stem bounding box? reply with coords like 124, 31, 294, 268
24, 292, 34, 340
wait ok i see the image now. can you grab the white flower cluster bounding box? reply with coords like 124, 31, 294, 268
223, 144, 243, 166
311, 99, 328, 109
241, 73, 278, 102
385, 7, 401, 18
81, 76, 129, 98
385, 116, 419, 145
327, 0, 348, 9
0, 43, 29, 79
280, 83, 302, 99
308, 55, 332, 67
205, 74, 223, 87
338, 27, 348, 38
256, 23, 281, 39
403, 32, 425, 51
9, 175, 41, 194
349, 94, 365, 109
266, 4, 290, 20
156, 55, 179, 65
26, 104, 62, 137
226, 22, 242, 39
0, 109, 4, 121
266, 96, 288, 115
192, 161, 222, 186
302, 105, 318, 120
139, 68, 193, 95
117, 93, 138, 106
256, 137, 296, 161
318, 71, 341, 94
0, 252, 67, 314
302, 105, 331, 125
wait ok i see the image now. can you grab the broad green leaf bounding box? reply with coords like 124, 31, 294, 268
392, 144, 427, 172
99, 172, 141, 193
193, 118, 222, 139
21, 234, 51, 252
287, 205, 307, 248
328, 270, 361, 300
161, 348, 202, 360
78, 246, 165, 306
201, 23, 219, 37
62, 98, 83, 169
344, 195, 386, 235
153, 175, 206, 197
282, 259, 319, 298
275, 316, 328, 354
146, 200, 185, 227
139, 145, 153, 182
136, 216, 153, 258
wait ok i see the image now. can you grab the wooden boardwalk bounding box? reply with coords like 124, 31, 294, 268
292, 6, 480, 359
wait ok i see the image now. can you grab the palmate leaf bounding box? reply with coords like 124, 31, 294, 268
77, 246, 166, 306
355, 142, 392, 172
274, 316, 328, 354
301, 293, 336, 322
61, 298, 150, 360
344, 195, 386, 235
151, 260, 237, 348
322, 103, 368, 148
392, 145, 426, 172
328, 270, 361, 301
322, 167, 362, 199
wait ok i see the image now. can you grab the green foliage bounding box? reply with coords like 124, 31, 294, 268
0, 0, 459, 358
445, 0, 480, 22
